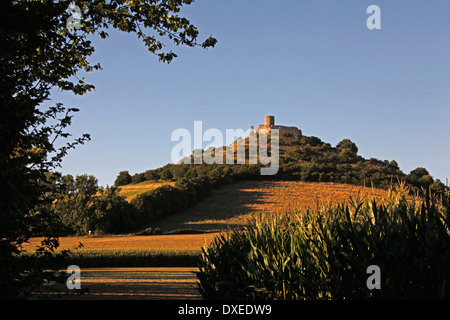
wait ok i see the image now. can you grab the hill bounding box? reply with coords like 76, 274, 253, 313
127, 132, 445, 194
116, 128, 446, 235
24, 180, 390, 253
152, 180, 391, 233
36, 126, 446, 237
118, 180, 175, 201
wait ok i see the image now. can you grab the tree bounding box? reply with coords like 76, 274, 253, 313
409, 167, 430, 178
54, 174, 100, 235
114, 170, 132, 187
160, 168, 174, 180
406, 167, 434, 189
430, 179, 447, 195
336, 139, 359, 156
1, 0, 216, 298
389, 160, 399, 170
52, 174, 136, 235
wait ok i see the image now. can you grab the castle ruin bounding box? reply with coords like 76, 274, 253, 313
255, 115, 302, 138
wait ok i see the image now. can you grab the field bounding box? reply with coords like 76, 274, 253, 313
24, 233, 219, 267
77, 267, 200, 300
26, 180, 393, 299
24, 181, 390, 265
25, 233, 217, 253
152, 180, 391, 233
117, 180, 175, 201
35, 268, 201, 300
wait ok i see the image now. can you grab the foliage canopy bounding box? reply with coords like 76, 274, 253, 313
0, 0, 216, 298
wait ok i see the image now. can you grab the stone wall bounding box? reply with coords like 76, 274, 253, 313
256, 115, 302, 138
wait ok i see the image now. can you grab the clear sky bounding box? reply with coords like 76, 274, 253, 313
46, 0, 450, 187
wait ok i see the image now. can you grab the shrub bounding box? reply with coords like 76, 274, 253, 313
130, 176, 213, 227
135, 227, 162, 236
337, 138, 358, 156
114, 170, 132, 187
129, 191, 155, 224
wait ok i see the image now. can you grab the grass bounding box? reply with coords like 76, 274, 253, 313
22, 234, 219, 267
24, 181, 392, 267
153, 180, 391, 233
64, 251, 200, 267
117, 180, 176, 201
24, 233, 219, 252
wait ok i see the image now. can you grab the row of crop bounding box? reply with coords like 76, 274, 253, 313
15, 249, 200, 268
196, 184, 450, 299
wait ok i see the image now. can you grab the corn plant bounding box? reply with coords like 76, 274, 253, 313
196, 184, 450, 299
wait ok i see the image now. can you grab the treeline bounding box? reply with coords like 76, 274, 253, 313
125, 135, 447, 195
33, 172, 138, 236
129, 177, 213, 226
34, 173, 215, 236
278, 136, 446, 193
127, 162, 263, 188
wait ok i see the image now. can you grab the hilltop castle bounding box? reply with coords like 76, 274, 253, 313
253, 115, 302, 138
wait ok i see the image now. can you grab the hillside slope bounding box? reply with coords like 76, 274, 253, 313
128, 133, 445, 193
118, 180, 175, 201
152, 180, 390, 233
110, 130, 446, 236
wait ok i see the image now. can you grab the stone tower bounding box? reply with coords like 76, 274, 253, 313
256, 115, 302, 138
265, 115, 275, 127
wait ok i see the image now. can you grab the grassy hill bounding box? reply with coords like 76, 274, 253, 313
151, 180, 390, 233
118, 180, 175, 201
39, 128, 445, 238
127, 132, 444, 194
27, 129, 446, 269
24, 180, 391, 262
118, 130, 445, 235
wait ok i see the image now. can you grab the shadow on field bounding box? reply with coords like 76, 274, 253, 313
32, 267, 201, 300
153, 180, 275, 233
151, 180, 388, 234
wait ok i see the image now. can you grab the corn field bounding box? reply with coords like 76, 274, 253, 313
196, 183, 450, 299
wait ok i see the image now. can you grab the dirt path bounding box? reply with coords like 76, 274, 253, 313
35, 267, 201, 300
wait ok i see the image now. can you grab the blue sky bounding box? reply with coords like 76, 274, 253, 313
47, 0, 450, 186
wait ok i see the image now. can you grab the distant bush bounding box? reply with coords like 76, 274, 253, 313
336, 138, 358, 156
135, 227, 162, 236
130, 176, 213, 225
35, 172, 217, 236
114, 170, 132, 186
197, 184, 450, 299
